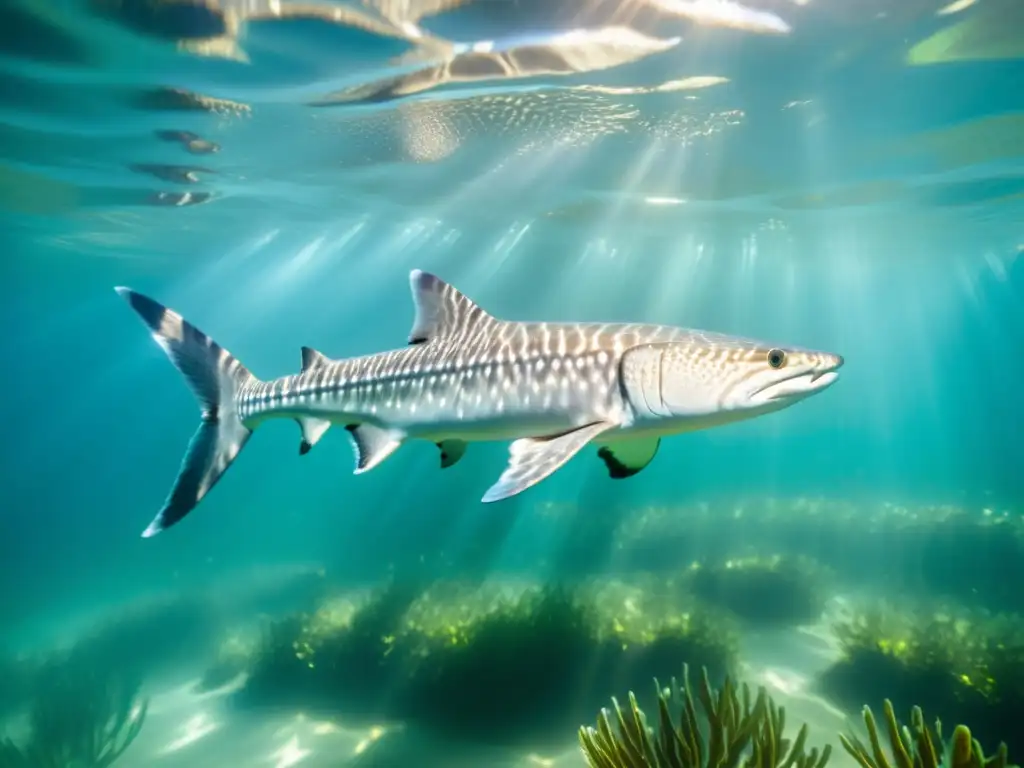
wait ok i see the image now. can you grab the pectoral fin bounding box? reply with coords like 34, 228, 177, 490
437, 439, 467, 469
346, 424, 402, 473
481, 421, 616, 503
597, 437, 661, 479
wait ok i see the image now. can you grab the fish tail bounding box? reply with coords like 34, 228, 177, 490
115, 287, 258, 538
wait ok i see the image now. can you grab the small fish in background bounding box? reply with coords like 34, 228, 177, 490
154, 130, 220, 155
116, 270, 843, 537
145, 190, 212, 206
130, 163, 212, 184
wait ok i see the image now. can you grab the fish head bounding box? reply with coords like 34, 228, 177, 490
622, 335, 844, 424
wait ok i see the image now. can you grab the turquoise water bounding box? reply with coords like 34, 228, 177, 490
2, 1, 1023, 766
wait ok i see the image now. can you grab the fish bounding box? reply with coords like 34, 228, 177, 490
116, 269, 843, 538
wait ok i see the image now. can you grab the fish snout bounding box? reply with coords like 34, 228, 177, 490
814, 352, 844, 379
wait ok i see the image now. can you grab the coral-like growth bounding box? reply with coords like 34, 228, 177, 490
0, 649, 148, 768
579, 663, 832, 768
686, 555, 828, 628
839, 699, 1017, 768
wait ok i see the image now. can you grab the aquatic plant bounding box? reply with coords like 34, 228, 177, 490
397, 579, 737, 745
839, 699, 1016, 768
402, 586, 598, 743
685, 555, 828, 628
577, 668, 1019, 768
236, 577, 739, 746
239, 581, 423, 716
820, 600, 1024, 759
579, 663, 832, 768
608, 498, 1024, 615
0, 650, 148, 767
0, 651, 38, 720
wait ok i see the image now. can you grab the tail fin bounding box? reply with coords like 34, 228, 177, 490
116, 287, 257, 538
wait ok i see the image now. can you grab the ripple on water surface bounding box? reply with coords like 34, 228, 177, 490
1, 0, 1022, 260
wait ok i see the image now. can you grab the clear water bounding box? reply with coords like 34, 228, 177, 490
2, 0, 1023, 766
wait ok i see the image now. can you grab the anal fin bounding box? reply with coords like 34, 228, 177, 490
437, 439, 467, 469
297, 417, 331, 455
346, 423, 402, 473
597, 437, 660, 479
481, 421, 616, 503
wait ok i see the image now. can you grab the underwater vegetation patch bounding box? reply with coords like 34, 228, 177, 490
839, 699, 1016, 768
818, 599, 1024, 760
0, 644, 148, 767
684, 555, 829, 629
578, 666, 1017, 768
609, 498, 1024, 614
231, 577, 738, 747
0, 652, 38, 721
578, 663, 832, 768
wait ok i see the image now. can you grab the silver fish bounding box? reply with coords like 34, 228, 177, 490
117, 269, 843, 537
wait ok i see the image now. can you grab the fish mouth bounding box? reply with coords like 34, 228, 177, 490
754, 364, 842, 402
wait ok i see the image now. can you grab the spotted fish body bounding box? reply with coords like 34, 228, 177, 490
116, 270, 843, 538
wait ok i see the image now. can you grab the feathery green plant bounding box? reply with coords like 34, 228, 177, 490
839, 699, 1016, 768
0, 654, 148, 768
579, 664, 832, 768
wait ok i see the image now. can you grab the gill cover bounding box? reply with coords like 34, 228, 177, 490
619, 342, 725, 419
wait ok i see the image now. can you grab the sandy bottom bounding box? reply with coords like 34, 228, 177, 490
120, 610, 864, 768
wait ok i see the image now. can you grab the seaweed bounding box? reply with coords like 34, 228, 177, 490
0, 649, 148, 767
607, 498, 1024, 614
235, 578, 740, 746
819, 601, 1024, 759
401, 586, 597, 744
238, 582, 423, 717
0, 652, 38, 720
577, 672, 1019, 768
686, 555, 828, 628
579, 663, 832, 768
838, 699, 1017, 768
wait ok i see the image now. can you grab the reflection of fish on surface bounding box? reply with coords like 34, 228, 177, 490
371, 0, 793, 38
310, 26, 683, 105
86, 0, 453, 61
117, 270, 842, 538
320, 68, 734, 164
131, 87, 251, 116
330, 89, 645, 165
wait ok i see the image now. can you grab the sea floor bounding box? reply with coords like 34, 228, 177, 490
114, 604, 862, 768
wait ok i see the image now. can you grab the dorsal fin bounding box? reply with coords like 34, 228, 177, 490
301, 346, 329, 372
407, 269, 494, 345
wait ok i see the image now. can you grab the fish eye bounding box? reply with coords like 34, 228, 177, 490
767, 349, 787, 369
